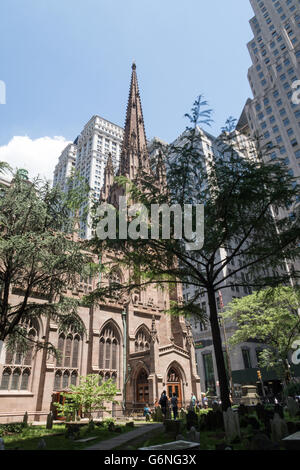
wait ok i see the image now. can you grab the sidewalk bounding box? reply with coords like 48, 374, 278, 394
85, 423, 163, 450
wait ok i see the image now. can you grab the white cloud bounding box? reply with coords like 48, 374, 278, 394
0, 135, 72, 182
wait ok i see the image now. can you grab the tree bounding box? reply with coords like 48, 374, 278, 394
54, 374, 119, 421
0, 169, 95, 359
87, 97, 300, 411
223, 286, 300, 385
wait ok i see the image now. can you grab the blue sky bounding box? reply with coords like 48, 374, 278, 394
0, 0, 254, 179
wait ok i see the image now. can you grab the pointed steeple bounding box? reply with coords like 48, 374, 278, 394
119, 63, 150, 178
101, 152, 115, 201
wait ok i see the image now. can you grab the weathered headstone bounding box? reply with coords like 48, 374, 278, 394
271, 413, 289, 443
274, 404, 284, 419
179, 409, 187, 423
223, 408, 241, 443
287, 397, 300, 418
46, 411, 53, 430
186, 410, 198, 430
187, 426, 200, 443
164, 419, 183, 438
176, 434, 185, 441
250, 433, 279, 451
37, 438, 46, 449
23, 411, 28, 428
0, 438, 5, 450
155, 407, 163, 422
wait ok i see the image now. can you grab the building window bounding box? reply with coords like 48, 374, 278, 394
242, 349, 252, 369
203, 353, 216, 394
135, 326, 150, 352
98, 322, 120, 386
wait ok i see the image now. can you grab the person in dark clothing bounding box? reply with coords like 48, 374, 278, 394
159, 390, 168, 419
171, 392, 178, 420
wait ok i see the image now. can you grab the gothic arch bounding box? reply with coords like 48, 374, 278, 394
164, 361, 187, 386
98, 320, 122, 387
134, 324, 151, 352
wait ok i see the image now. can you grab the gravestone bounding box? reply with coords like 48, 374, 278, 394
164, 419, 183, 438
0, 438, 5, 450
223, 407, 241, 443
186, 410, 198, 430
176, 434, 185, 441
271, 413, 289, 443
287, 397, 300, 418
250, 433, 279, 451
155, 407, 163, 422
274, 404, 284, 419
179, 409, 187, 424
23, 411, 28, 427
46, 412, 53, 430
37, 438, 46, 449
187, 426, 200, 443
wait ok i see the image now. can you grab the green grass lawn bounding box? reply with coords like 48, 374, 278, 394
2, 422, 134, 450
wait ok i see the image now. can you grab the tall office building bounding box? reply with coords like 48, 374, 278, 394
53, 116, 124, 239
53, 143, 77, 192
238, 0, 300, 181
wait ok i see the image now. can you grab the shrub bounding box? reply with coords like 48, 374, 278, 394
284, 382, 300, 398
0, 422, 26, 435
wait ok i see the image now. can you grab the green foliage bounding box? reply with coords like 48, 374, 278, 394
0, 422, 26, 435
0, 170, 94, 355
223, 286, 300, 380
54, 374, 119, 421
283, 381, 300, 397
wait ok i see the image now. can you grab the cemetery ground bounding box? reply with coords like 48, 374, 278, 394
0, 420, 139, 450
1, 403, 300, 450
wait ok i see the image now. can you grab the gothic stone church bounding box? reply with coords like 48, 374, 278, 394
0, 64, 200, 422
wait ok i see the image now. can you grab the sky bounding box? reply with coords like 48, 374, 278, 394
0, 0, 254, 181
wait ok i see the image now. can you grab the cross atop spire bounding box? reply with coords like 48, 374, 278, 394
119, 63, 150, 178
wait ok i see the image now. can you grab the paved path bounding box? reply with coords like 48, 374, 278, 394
85, 423, 163, 450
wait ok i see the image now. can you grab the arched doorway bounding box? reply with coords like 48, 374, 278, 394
136, 369, 149, 405
167, 367, 182, 408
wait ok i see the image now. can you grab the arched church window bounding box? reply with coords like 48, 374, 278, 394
98, 323, 120, 386
0, 368, 11, 390
71, 371, 78, 386
54, 371, 62, 391
11, 368, 21, 390
134, 327, 150, 352
20, 369, 30, 390
1, 320, 39, 391
62, 371, 70, 389
167, 368, 180, 383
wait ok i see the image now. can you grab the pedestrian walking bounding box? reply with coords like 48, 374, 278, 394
159, 390, 168, 419
171, 393, 178, 420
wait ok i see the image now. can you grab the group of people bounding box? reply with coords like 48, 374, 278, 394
143, 392, 208, 421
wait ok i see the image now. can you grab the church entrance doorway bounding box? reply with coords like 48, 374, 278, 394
167, 367, 182, 408
136, 369, 149, 405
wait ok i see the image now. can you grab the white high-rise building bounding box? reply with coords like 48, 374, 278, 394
53, 143, 77, 192
53, 115, 124, 239
238, 0, 300, 181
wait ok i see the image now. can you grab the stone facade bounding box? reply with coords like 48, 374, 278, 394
0, 64, 200, 423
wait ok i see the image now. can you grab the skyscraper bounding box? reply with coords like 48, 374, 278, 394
238, 0, 300, 181
53, 116, 124, 239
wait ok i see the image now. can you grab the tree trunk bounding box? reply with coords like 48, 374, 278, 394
207, 287, 231, 411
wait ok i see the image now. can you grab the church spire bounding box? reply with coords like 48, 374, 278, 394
119, 63, 150, 178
